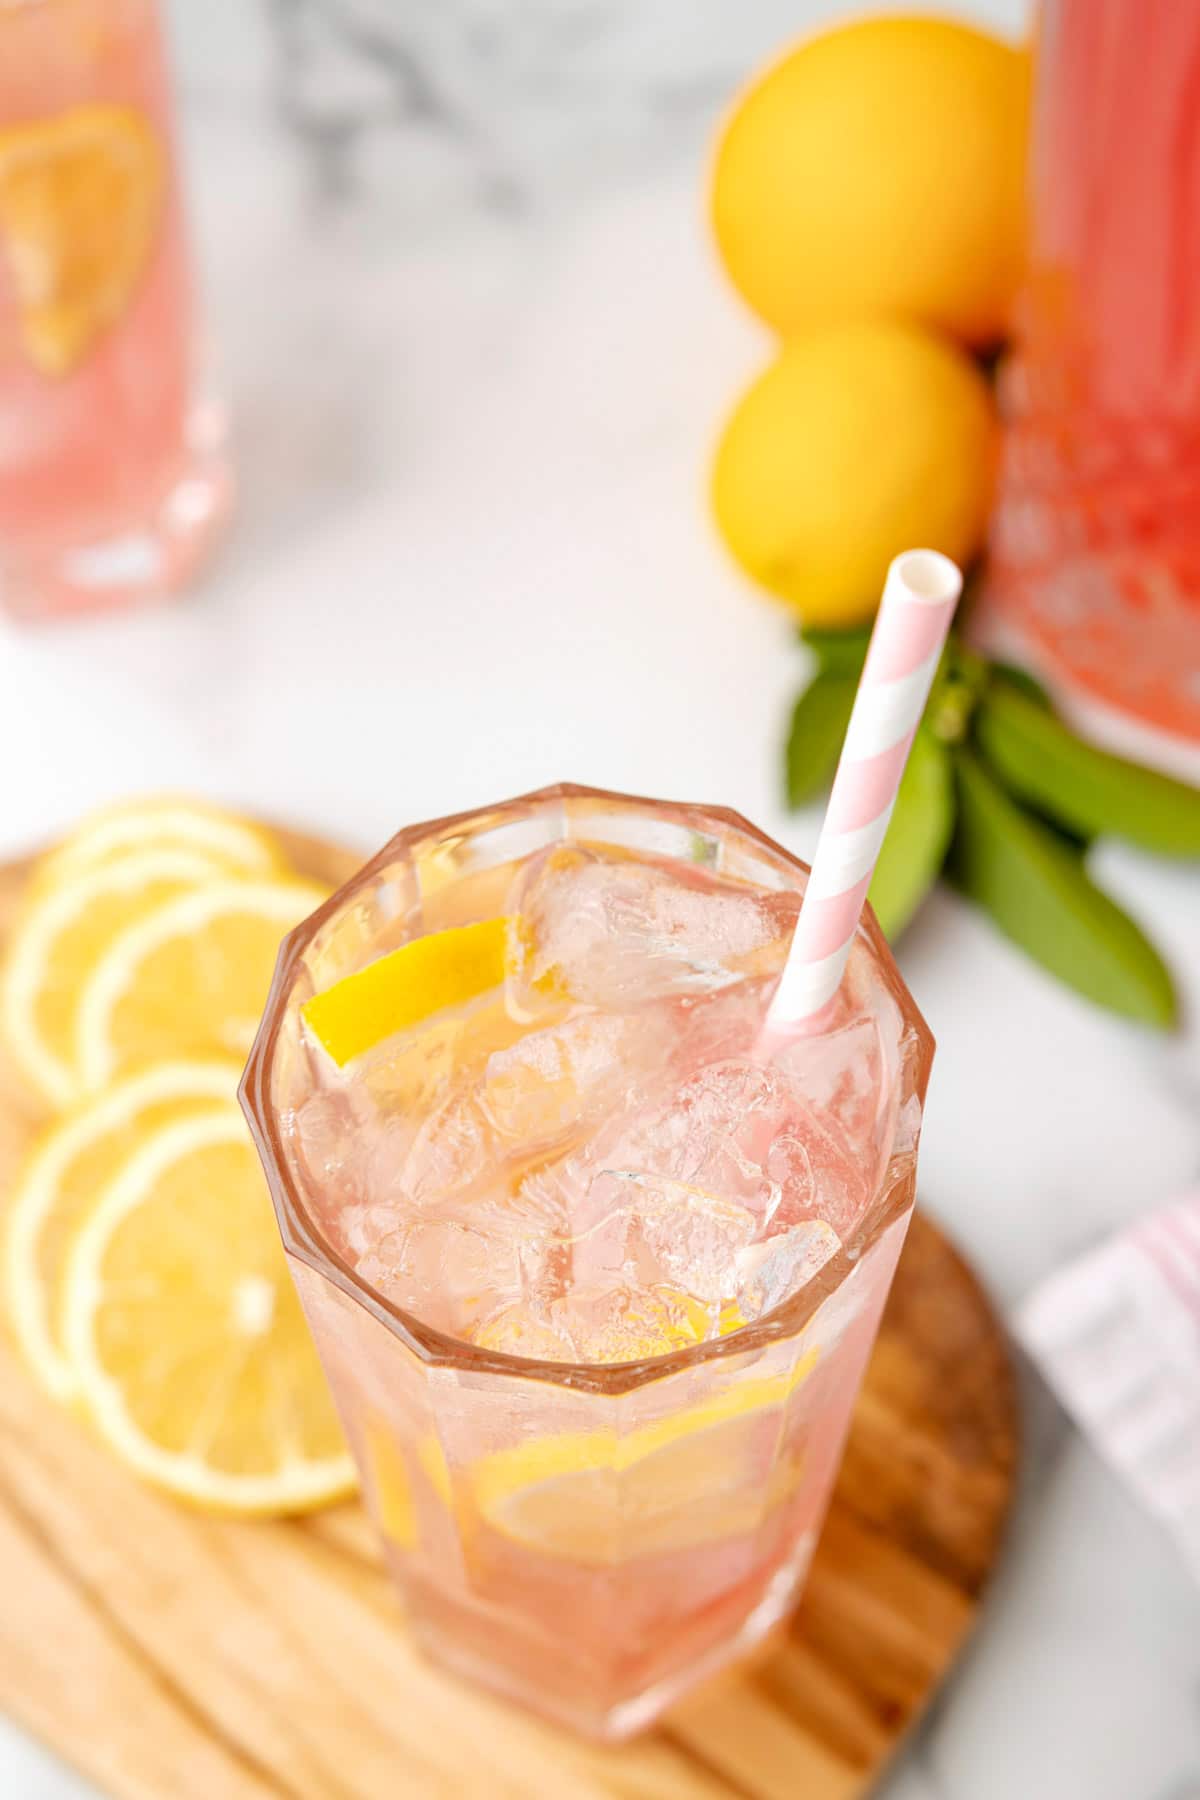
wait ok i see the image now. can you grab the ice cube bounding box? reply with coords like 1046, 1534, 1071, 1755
473, 1301, 575, 1360
553, 1051, 870, 1254
509, 846, 799, 1014
571, 1170, 759, 1302
595, 1060, 804, 1226
397, 1006, 670, 1208
357, 991, 538, 1119
359, 1188, 561, 1334
356, 1215, 507, 1331
764, 1096, 870, 1239
480, 1009, 651, 1142
339, 1201, 409, 1261
734, 1221, 841, 1321
401, 1087, 495, 1206
548, 1283, 708, 1364
771, 1009, 885, 1156
288, 1090, 363, 1194
672, 977, 771, 1069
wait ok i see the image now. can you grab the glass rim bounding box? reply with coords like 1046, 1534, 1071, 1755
240, 781, 934, 1397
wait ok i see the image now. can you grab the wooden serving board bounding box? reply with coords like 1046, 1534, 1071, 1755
0, 830, 1018, 1800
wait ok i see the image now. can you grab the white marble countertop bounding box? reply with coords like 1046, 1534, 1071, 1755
2, 1, 1198, 1794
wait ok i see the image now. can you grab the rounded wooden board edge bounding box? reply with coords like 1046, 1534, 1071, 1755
0, 818, 1020, 1800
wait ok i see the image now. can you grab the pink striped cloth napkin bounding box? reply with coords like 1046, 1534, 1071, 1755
1016, 1192, 1200, 1577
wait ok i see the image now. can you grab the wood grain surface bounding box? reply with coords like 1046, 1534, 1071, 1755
0, 829, 1018, 1800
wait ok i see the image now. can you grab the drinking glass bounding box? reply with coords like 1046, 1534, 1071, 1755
0, 0, 230, 619
242, 785, 933, 1739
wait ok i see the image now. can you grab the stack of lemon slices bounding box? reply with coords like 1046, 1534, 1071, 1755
0, 798, 355, 1516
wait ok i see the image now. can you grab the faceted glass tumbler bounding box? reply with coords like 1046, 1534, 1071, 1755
241, 785, 933, 1740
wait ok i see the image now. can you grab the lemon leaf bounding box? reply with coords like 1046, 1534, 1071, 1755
868, 726, 955, 940
784, 672, 857, 808
797, 623, 872, 675
976, 681, 1200, 859
948, 749, 1177, 1029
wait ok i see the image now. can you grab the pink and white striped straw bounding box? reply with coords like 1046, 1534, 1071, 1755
768, 549, 963, 1033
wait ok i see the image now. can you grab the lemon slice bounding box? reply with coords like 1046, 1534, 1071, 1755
303, 916, 512, 1067
74, 878, 327, 1093
0, 850, 227, 1109
365, 1419, 453, 1553
62, 1104, 354, 1514
4, 1058, 241, 1402
34, 798, 287, 892
0, 103, 163, 377
470, 1348, 818, 1564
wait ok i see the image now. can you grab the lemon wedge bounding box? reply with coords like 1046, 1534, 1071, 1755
303, 916, 512, 1066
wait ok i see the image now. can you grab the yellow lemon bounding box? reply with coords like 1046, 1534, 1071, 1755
364, 1420, 452, 1553
711, 318, 996, 626
302, 917, 512, 1067
62, 1104, 354, 1514
0, 103, 163, 376
712, 17, 1030, 347
471, 1349, 818, 1565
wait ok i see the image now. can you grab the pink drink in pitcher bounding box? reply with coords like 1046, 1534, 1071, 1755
984, 0, 1200, 760
243, 788, 932, 1738
0, 0, 229, 618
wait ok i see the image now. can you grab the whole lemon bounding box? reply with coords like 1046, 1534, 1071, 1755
712, 16, 1029, 347
711, 317, 996, 626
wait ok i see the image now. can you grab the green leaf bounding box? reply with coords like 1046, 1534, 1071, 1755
989, 662, 1054, 710
784, 673, 858, 807
868, 727, 955, 940
947, 749, 1177, 1029
984, 671, 1092, 849
797, 624, 872, 677
976, 682, 1200, 857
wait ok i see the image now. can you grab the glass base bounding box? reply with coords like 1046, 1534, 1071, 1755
1, 422, 233, 623
404, 1535, 816, 1742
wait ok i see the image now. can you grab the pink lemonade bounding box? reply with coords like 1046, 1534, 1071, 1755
0, 0, 229, 619
984, 0, 1200, 754
242, 788, 932, 1738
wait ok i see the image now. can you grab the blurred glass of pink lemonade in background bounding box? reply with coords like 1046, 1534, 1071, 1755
243, 789, 933, 1738
0, 0, 229, 619
984, 0, 1200, 762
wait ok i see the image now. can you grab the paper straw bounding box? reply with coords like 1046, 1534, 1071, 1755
768, 549, 963, 1033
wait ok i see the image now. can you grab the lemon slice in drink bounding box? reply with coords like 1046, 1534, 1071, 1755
0, 103, 163, 376
34, 798, 287, 892
3, 1059, 241, 1402
62, 1104, 354, 1514
365, 1419, 453, 1553
302, 917, 512, 1066
469, 1349, 818, 1564
75, 878, 327, 1092
0, 850, 228, 1109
